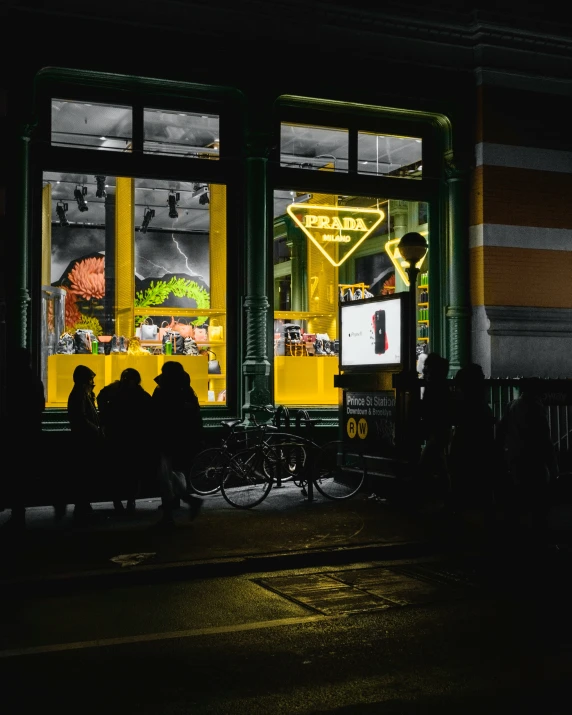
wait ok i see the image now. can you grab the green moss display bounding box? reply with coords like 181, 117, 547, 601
135, 277, 210, 326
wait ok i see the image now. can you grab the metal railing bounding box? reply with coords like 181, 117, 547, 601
483, 378, 572, 455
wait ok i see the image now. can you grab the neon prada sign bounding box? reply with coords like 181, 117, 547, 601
287, 204, 385, 267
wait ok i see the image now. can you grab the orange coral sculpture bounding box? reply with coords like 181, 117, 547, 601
381, 273, 395, 295
63, 289, 83, 327
68, 256, 105, 300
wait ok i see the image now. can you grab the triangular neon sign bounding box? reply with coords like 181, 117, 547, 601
384, 235, 428, 286
287, 203, 385, 268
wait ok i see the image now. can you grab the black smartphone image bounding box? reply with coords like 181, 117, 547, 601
374, 310, 386, 354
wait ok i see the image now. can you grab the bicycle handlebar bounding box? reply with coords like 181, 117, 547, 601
244, 404, 276, 415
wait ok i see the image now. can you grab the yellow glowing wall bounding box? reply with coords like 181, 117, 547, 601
115, 177, 135, 339
306, 193, 338, 338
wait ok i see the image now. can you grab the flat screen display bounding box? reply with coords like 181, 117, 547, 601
339, 293, 404, 369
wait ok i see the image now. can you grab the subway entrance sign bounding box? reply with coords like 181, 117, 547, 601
342, 390, 396, 455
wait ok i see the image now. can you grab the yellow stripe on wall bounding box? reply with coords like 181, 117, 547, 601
470, 165, 572, 229
470, 245, 572, 308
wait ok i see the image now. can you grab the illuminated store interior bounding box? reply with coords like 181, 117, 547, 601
40, 100, 431, 410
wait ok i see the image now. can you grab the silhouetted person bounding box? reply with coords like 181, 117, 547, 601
1, 348, 45, 530
151, 361, 204, 528
98, 368, 152, 514
449, 363, 498, 529
496, 377, 558, 547
418, 352, 453, 507
64, 364, 102, 524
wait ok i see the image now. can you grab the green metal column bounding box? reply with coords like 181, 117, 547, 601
14, 124, 33, 350
242, 126, 271, 411
444, 153, 471, 375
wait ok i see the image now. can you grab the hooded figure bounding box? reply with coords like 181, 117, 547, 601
65, 364, 101, 521
68, 364, 100, 440
151, 361, 204, 527
97, 367, 152, 513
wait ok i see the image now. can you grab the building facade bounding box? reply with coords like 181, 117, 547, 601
2, 1, 572, 456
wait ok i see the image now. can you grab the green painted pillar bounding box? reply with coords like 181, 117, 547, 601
243, 129, 271, 412
14, 125, 33, 350
444, 153, 471, 376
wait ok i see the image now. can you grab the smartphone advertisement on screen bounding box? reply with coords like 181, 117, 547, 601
339, 294, 403, 369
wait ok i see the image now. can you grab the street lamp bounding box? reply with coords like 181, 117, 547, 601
397, 232, 428, 374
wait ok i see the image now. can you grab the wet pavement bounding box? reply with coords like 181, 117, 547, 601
1, 478, 571, 593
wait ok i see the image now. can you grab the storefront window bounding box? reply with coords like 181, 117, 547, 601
41, 171, 227, 408
51, 99, 133, 152
143, 108, 220, 159
280, 123, 348, 171
273, 192, 429, 406
357, 132, 422, 178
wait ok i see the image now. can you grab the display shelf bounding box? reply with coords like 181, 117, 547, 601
274, 311, 334, 320
134, 307, 226, 318
47, 354, 210, 408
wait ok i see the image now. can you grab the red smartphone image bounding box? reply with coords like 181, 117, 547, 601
374, 310, 386, 354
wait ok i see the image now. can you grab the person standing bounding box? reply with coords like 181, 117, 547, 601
496, 377, 558, 547
417, 352, 454, 508
449, 363, 498, 529
65, 364, 102, 524
151, 361, 204, 528
0, 348, 45, 531
98, 368, 152, 514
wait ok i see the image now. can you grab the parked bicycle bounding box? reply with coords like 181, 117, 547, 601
189, 407, 273, 496
189, 404, 367, 509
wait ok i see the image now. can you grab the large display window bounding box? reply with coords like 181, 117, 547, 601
39, 93, 230, 409
273, 191, 429, 406
41, 178, 226, 408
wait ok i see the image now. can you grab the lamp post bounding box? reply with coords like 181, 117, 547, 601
397, 232, 428, 374
393, 232, 428, 462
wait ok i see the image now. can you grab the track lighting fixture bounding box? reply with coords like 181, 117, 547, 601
168, 191, 180, 219
95, 175, 107, 199
74, 185, 89, 212
141, 207, 155, 233
199, 191, 210, 205
56, 201, 69, 227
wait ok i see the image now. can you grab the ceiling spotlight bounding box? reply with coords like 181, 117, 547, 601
74, 185, 89, 212
56, 201, 69, 227
141, 207, 155, 233
199, 191, 210, 205
168, 191, 180, 219
95, 175, 107, 198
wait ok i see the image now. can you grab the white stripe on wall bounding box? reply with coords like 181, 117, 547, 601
469, 224, 572, 250
476, 142, 572, 173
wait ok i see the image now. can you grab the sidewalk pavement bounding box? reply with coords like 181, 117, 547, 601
1, 480, 572, 594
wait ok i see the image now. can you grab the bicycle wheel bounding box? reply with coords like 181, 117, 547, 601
189, 448, 230, 495
314, 440, 366, 499
264, 434, 307, 483
221, 447, 273, 508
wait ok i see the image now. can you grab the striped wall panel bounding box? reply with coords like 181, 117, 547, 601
470, 246, 572, 308
471, 83, 572, 311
